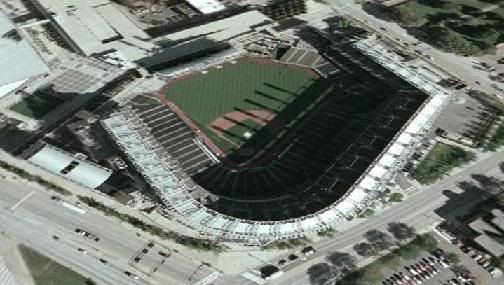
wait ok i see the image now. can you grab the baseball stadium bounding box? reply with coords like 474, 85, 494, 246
102, 28, 448, 241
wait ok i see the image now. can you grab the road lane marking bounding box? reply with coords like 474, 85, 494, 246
62, 202, 86, 214
240, 272, 265, 284
10, 191, 34, 210
194, 272, 221, 285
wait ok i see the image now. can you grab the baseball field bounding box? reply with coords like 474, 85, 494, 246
162, 57, 334, 159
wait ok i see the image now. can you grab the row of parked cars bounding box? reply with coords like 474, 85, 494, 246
440, 274, 474, 285
453, 239, 499, 276
382, 250, 450, 285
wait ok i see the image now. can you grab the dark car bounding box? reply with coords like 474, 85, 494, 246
288, 254, 298, 261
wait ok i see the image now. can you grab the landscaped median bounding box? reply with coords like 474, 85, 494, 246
412, 142, 476, 185
484, 120, 504, 151
19, 245, 95, 285
77, 196, 226, 253
337, 234, 438, 285
0, 160, 71, 196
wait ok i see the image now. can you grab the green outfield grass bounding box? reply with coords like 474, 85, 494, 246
164, 59, 333, 155
10, 92, 64, 119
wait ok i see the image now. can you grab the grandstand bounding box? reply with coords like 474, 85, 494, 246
102, 29, 451, 241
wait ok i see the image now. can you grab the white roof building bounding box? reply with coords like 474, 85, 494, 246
28, 144, 112, 189
186, 0, 226, 14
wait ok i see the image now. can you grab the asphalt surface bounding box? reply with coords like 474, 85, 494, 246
0, 179, 219, 285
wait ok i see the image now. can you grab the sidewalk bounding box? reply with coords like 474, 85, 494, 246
0, 235, 35, 285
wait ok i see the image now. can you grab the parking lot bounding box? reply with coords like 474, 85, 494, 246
435, 234, 502, 285
380, 233, 501, 285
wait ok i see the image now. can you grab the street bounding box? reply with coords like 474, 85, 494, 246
0, 178, 220, 285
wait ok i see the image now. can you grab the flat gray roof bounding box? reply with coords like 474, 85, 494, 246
158, 10, 271, 43
36, 0, 153, 58
0, 11, 48, 94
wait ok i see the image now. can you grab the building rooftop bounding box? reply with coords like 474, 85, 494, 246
0, 11, 48, 97
35, 0, 154, 59
157, 10, 271, 43
469, 209, 504, 257
185, 0, 226, 14
28, 144, 113, 189
23, 57, 127, 96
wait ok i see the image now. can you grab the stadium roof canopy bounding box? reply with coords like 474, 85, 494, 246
28, 144, 112, 189
0, 12, 48, 97
369, 165, 388, 179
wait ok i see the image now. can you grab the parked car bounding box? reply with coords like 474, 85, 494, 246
124, 271, 139, 280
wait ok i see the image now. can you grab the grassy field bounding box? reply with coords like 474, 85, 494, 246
484, 120, 504, 151
412, 142, 476, 184
369, 0, 504, 55
164, 59, 332, 155
10, 92, 64, 119
19, 245, 93, 285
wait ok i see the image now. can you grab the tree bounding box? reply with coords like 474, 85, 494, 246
415, 234, 438, 252
446, 252, 461, 264
389, 7, 424, 26
364, 230, 394, 251
326, 252, 357, 275
354, 242, 379, 257
389, 193, 403, 203
318, 228, 337, 238
397, 244, 421, 260
307, 263, 338, 285
387, 222, 416, 241
451, 264, 470, 276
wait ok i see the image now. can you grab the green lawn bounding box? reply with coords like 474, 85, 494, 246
10, 93, 64, 119
164, 59, 332, 154
19, 245, 94, 285
370, 0, 504, 55
484, 120, 504, 151
412, 142, 476, 184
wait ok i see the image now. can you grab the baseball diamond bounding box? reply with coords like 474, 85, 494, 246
161, 57, 334, 165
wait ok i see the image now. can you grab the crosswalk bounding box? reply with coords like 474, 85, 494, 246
0, 257, 18, 285
241, 272, 266, 284
194, 272, 221, 285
